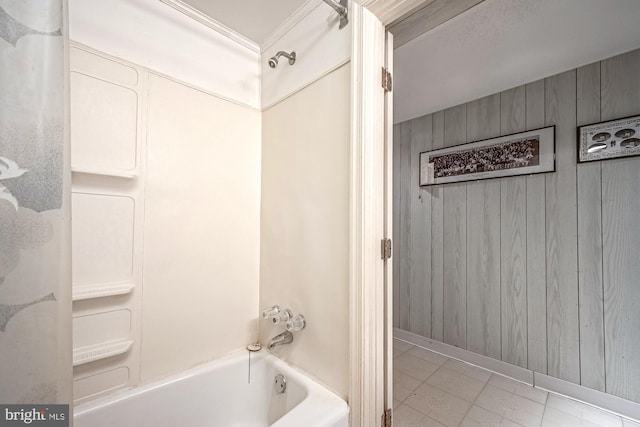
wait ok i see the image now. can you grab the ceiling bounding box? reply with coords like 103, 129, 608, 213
394, 0, 640, 123
180, 0, 309, 44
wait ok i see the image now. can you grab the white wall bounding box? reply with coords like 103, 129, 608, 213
69, 0, 261, 108
68, 2, 262, 397
260, 63, 351, 399
393, 0, 640, 123
260, 0, 351, 109
258, 1, 352, 400
142, 73, 261, 382
69, 0, 353, 402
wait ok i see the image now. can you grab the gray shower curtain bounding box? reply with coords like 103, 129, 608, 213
0, 0, 72, 406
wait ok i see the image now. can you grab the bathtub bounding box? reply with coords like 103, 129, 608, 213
74, 349, 349, 427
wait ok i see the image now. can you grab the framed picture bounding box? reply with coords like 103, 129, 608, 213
419, 126, 555, 186
577, 115, 640, 163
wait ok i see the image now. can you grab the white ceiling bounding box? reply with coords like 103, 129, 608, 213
394, 0, 640, 123
181, 0, 309, 44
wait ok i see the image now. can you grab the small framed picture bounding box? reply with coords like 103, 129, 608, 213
419, 126, 555, 186
578, 115, 640, 163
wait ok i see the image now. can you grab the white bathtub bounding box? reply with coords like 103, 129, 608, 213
74, 350, 349, 427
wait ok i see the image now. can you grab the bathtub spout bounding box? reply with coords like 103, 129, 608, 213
268, 331, 293, 349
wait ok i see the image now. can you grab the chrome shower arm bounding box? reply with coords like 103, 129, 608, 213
322, 0, 349, 29
322, 0, 347, 17
268, 51, 296, 68
274, 51, 295, 61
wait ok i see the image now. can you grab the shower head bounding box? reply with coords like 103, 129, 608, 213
268, 51, 296, 68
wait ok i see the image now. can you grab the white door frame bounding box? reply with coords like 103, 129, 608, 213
350, 1, 427, 426
383, 28, 394, 421
349, 3, 386, 426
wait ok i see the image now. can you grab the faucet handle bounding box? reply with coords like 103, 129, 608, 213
271, 309, 293, 325
286, 314, 306, 332
262, 305, 281, 319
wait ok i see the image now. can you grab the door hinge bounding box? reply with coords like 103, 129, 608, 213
381, 238, 392, 260
382, 408, 392, 427
381, 67, 392, 92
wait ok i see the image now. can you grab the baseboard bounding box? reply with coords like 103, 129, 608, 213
394, 328, 640, 422
535, 372, 640, 421
394, 329, 533, 384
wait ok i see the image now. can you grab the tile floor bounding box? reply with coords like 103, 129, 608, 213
393, 339, 640, 427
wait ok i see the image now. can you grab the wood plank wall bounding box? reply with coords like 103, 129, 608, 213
393, 48, 640, 403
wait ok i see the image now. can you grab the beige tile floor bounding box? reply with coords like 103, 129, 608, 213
393, 339, 640, 427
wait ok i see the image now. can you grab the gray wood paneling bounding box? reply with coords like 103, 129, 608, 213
525, 79, 547, 374
576, 62, 605, 392
443, 105, 467, 348
393, 124, 401, 328
544, 70, 580, 384
600, 49, 640, 121
430, 111, 445, 341
407, 115, 432, 336
500, 86, 528, 368
501, 86, 526, 134
466, 182, 501, 356
398, 121, 412, 330
465, 95, 501, 358
602, 162, 640, 402
443, 182, 466, 348
444, 104, 467, 146
393, 47, 640, 403
601, 49, 640, 402
466, 94, 501, 142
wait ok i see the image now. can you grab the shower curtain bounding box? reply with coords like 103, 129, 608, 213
0, 0, 72, 406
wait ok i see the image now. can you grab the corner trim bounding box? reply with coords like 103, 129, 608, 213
260, 0, 321, 53
157, 0, 260, 53
395, 328, 640, 422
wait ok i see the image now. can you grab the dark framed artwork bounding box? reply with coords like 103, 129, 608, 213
577, 115, 640, 163
419, 126, 555, 186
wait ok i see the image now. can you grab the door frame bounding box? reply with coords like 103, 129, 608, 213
382, 28, 394, 422
349, 3, 386, 426
350, 0, 433, 425
349, 1, 405, 425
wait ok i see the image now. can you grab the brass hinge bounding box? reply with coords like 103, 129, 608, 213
381, 238, 392, 260
381, 67, 392, 92
382, 408, 392, 427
